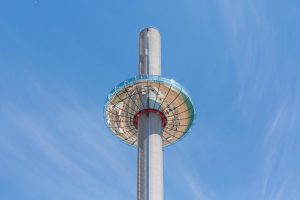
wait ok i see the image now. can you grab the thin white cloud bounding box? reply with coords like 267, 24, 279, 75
0, 78, 135, 199
261, 96, 300, 200
184, 173, 214, 200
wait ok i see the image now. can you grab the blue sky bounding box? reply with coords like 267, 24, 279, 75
0, 0, 299, 199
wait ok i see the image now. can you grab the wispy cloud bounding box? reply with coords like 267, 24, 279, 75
213, 1, 300, 199
164, 144, 215, 200
261, 95, 300, 200
184, 173, 214, 200
0, 78, 135, 199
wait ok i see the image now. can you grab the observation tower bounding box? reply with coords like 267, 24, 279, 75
104, 27, 195, 200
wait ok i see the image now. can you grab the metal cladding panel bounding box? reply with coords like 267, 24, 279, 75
139, 28, 161, 76
104, 75, 195, 147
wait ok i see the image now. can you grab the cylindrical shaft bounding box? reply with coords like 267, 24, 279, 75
137, 113, 163, 200
137, 27, 164, 200
139, 27, 161, 75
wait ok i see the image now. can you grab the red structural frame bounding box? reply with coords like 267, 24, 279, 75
133, 109, 167, 129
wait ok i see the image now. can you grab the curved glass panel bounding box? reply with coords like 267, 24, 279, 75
104, 75, 195, 147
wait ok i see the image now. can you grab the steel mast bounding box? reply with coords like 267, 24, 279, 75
104, 27, 195, 200
137, 27, 163, 200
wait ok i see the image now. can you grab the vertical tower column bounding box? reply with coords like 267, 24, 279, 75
139, 27, 161, 75
137, 28, 164, 200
